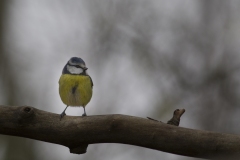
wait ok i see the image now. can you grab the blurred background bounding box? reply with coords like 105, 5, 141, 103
0, 0, 240, 160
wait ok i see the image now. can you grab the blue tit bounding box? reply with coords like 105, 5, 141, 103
59, 57, 93, 120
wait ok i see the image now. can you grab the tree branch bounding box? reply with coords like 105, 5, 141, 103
0, 105, 240, 159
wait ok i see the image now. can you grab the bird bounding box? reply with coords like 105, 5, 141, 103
59, 57, 93, 120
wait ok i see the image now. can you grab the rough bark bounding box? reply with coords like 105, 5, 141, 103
0, 105, 240, 159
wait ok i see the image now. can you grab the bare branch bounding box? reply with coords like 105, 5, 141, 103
0, 105, 240, 159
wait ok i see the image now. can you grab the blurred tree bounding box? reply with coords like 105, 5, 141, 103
85, 2, 240, 159
0, 1, 35, 160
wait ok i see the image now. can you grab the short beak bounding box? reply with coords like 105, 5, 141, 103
83, 67, 88, 70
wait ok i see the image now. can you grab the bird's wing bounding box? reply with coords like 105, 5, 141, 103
88, 75, 94, 88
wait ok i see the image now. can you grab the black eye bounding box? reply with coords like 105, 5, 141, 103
75, 65, 81, 68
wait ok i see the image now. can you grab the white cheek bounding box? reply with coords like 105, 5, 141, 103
67, 65, 83, 74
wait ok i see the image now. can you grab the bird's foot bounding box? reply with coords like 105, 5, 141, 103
60, 112, 66, 120
82, 113, 87, 116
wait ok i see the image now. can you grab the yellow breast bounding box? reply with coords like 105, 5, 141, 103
59, 74, 93, 107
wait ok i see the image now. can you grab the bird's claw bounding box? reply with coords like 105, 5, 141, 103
60, 112, 66, 120
82, 113, 87, 116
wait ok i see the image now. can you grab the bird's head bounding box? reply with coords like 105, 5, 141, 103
63, 57, 88, 75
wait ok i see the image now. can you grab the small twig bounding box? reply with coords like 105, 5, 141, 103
147, 117, 160, 122
147, 109, 185, 126
167, 109, 185, 126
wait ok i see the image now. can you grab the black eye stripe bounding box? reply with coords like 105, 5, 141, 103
75, 65, 81, 68
68, 64, 82, 69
